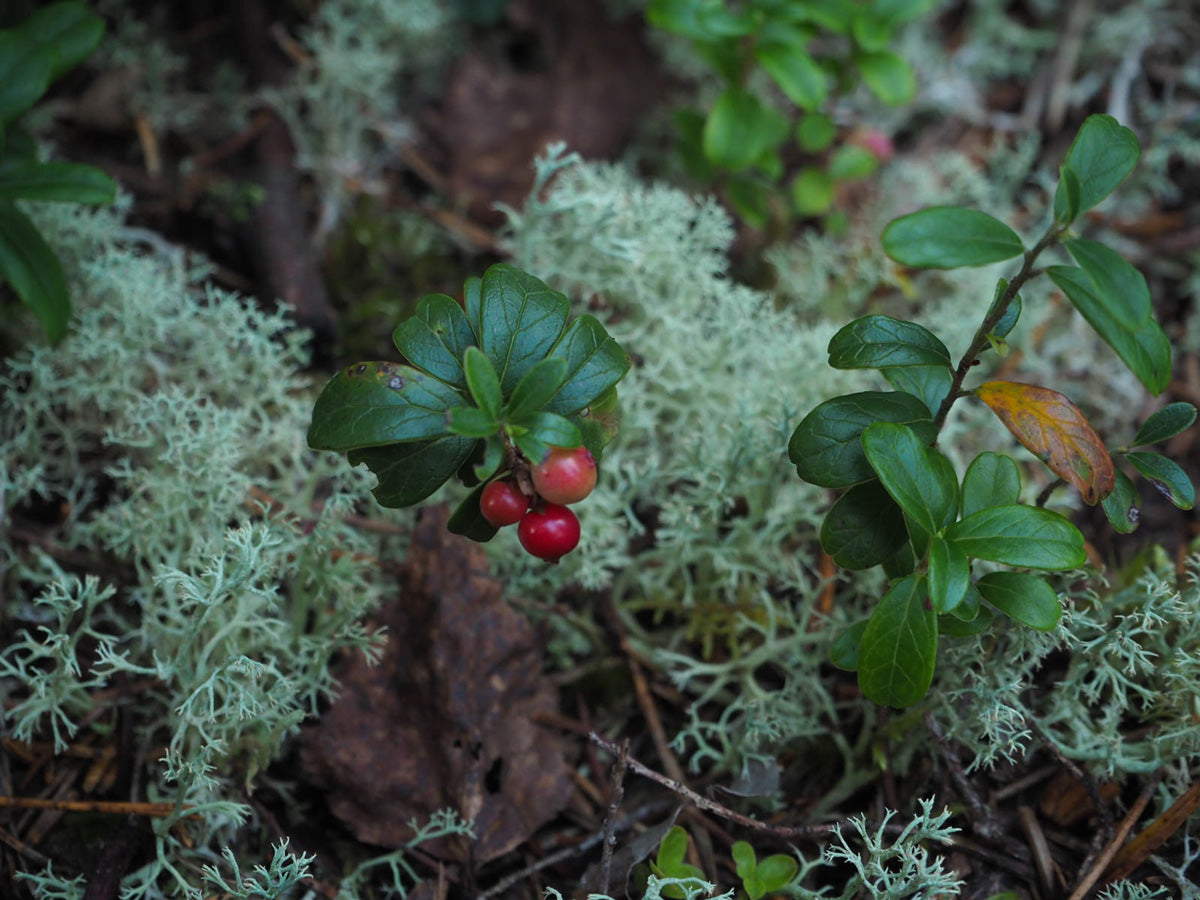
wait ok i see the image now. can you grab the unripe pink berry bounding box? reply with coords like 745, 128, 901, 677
531, 445, 597, 505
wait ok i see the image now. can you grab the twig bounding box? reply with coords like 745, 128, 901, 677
925, 713, 997, 839
1101, 776, 1200, 884
1025, 715, 1113, 848
1066, 770, 1161, 900
1017, 806, 1057, 896
599, 740, 630, 896
0, 797, 184, 818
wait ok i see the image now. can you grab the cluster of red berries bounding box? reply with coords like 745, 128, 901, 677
479, 445, 597, 562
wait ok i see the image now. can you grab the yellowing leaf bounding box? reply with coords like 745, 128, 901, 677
975, 381, 1115, 505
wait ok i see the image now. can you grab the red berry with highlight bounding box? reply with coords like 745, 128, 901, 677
531, 445, 597, 505
518, 503, 581, 562
479, 479, 529, 527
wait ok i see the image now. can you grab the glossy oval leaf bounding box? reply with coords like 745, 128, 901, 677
977, 571, 1062, 631
827, 315, 951, 369
1063, 238, 1151, 330
14, 1, 105, 81
1133, 402, 1197, 447
1126, 451, 1195, 510
945, 504, 1085, 570
463, 345, 503, 420
986, 278, 1021, 340
858, 575, 937, 708
307, 362, 464, 450
855, 50, 915, 106
947, 581, 982, 622
754, 855, 799, 894
790, 166, 834, 216
789, 390, 934, 488
1101, 469, 1140, 534
820, 480, 909, 570
975, 380, 1114, 505
1048, 265, 1170, 395
704, 89, 785, 172
831, 619, 869, 671
0, 199, 69, 342
447, 482, 500, 543
477, 264, 570, 393
0, 159, 116, 204
1054, 165, 1081, 225
543, 314, 631, 415
882, 207, 1024, 269
939, 601, 994, 637
1053, 114, 1139, 219
796, 112, 836, 151
961, 451, 1021, 518
519, 411, 583, 450
862, 422, 958, 534
392, 293, 476, 390
928, 536, 969, 614
754, 41, 827, 110
0, 33, 52, 123
447, 406, 499, 439
505, 357, 568, 421
883, 365, 953, 417
348, 435, 478, 509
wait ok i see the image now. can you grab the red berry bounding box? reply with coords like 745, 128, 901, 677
480, 479, 529, 527
518, 503, 581, 562
531, 445, 597, 505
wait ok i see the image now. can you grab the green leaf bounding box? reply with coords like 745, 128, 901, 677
464, 275, 483, 338
511, 430, 551, 469
1126, 451, 1195, 510
307, 362, 464, 450
0, 32, 51, 123
704, 89, 788, 172
882, 207, 1025, 269
447, 483, 500, 543
348, 435, 478, 508
477, 264, 570, 393
790, 166, 834, 216
855, 51, 916, 106
731, 841, 756, 886
961, 451, 1021, 518
519, 411, 582, 450
754, 41, 827, 111
828, 315, 951, 369
828, 144, 878, 181
939, 600, 993, 637
1063, 238, 1152, 330
977, 571, 1062, 630
1053, 114, 1139, 219
831, 619, 869, 671
1101, 469, 1140, 534
13, 2, 105, 81
852, 8, 893, 51
862, 422, 958, 534
858, 575, 937, 707
986, 279, 1021, 340
928, 536, 969, 614
0, 198, 69, 342
447, 406, 499, 438
463, 345, 503, 420
789, 390, 935, 488
795, 0, 856, 33
505, 357, 568, 421
754, 855, 798, 893
1054, 165, 1081, 225
1047, 265, 1171, 395
883, 365, 952, 417
474, 435, 505, 483
796, 112, 836, 152
948, 582, 982, 622
544, 314, 631, 415
392, 293, 476, 390
820, 481, 909, 569
1133, 402, 1197, 446
727, 176, 772, 229
657, 826, 690, 869
0, 159, 116, 204
945, 505, 1086, 570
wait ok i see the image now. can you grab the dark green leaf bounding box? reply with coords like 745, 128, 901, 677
14, 2, 104, 81
795, 0, 855, 33
828, 315, 951, 369
790, 166, 834, 216
1048, 265, 1171, 395
961, 451, 1021, 518
851, 9, 892, 51
977, 571, 1062, 630
828, 144, 878, 181
882, 207, 1024, 269
511, 430, 551, 469
348, 435, 478, 508
1053, 114, 1139, 219
727, 176, 772, 229
704, 89, 788, 172
882, 542, 916, 579
0, 32, 51, 123
855, 51, 915, 106
463, 345, 503, 420
0, 198, 69, 342
796, 112, 836, 152
477, 264, 570, 392
862, 422, 958, 534
986, 278, 1021, 340
544, 314, 631, 414
939, 599, 993, 637
307, 362, 464, 450
0, 159, 116, 204
831, 619, 869, 671
1063, 238, 1152, 330
945, 504, 1085, 570
948, 582, 982, 622
505, 357, 568, 420
1133, 402, 1197, 447
447, 483, 500, 542
1054, 165, 1081, 225
474, 435, 505, 482
519, 411, 582, 450
789, 390, 935, 487
464, 275, 483, 338
871, 0, 937, 23
820, 480, 909, 569
928, 536, 969, 614
392, 293, 476, 390
754, 41, 827, 111
858, 575, 937, 707
447, 406, 498, 438
1101, 469, 1140, 534
883, 365, 952, 417
1126, 451, 1195, 510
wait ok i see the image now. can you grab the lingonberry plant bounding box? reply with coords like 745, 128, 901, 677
308, 264, 629, 559
789, 114, 1196, 707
